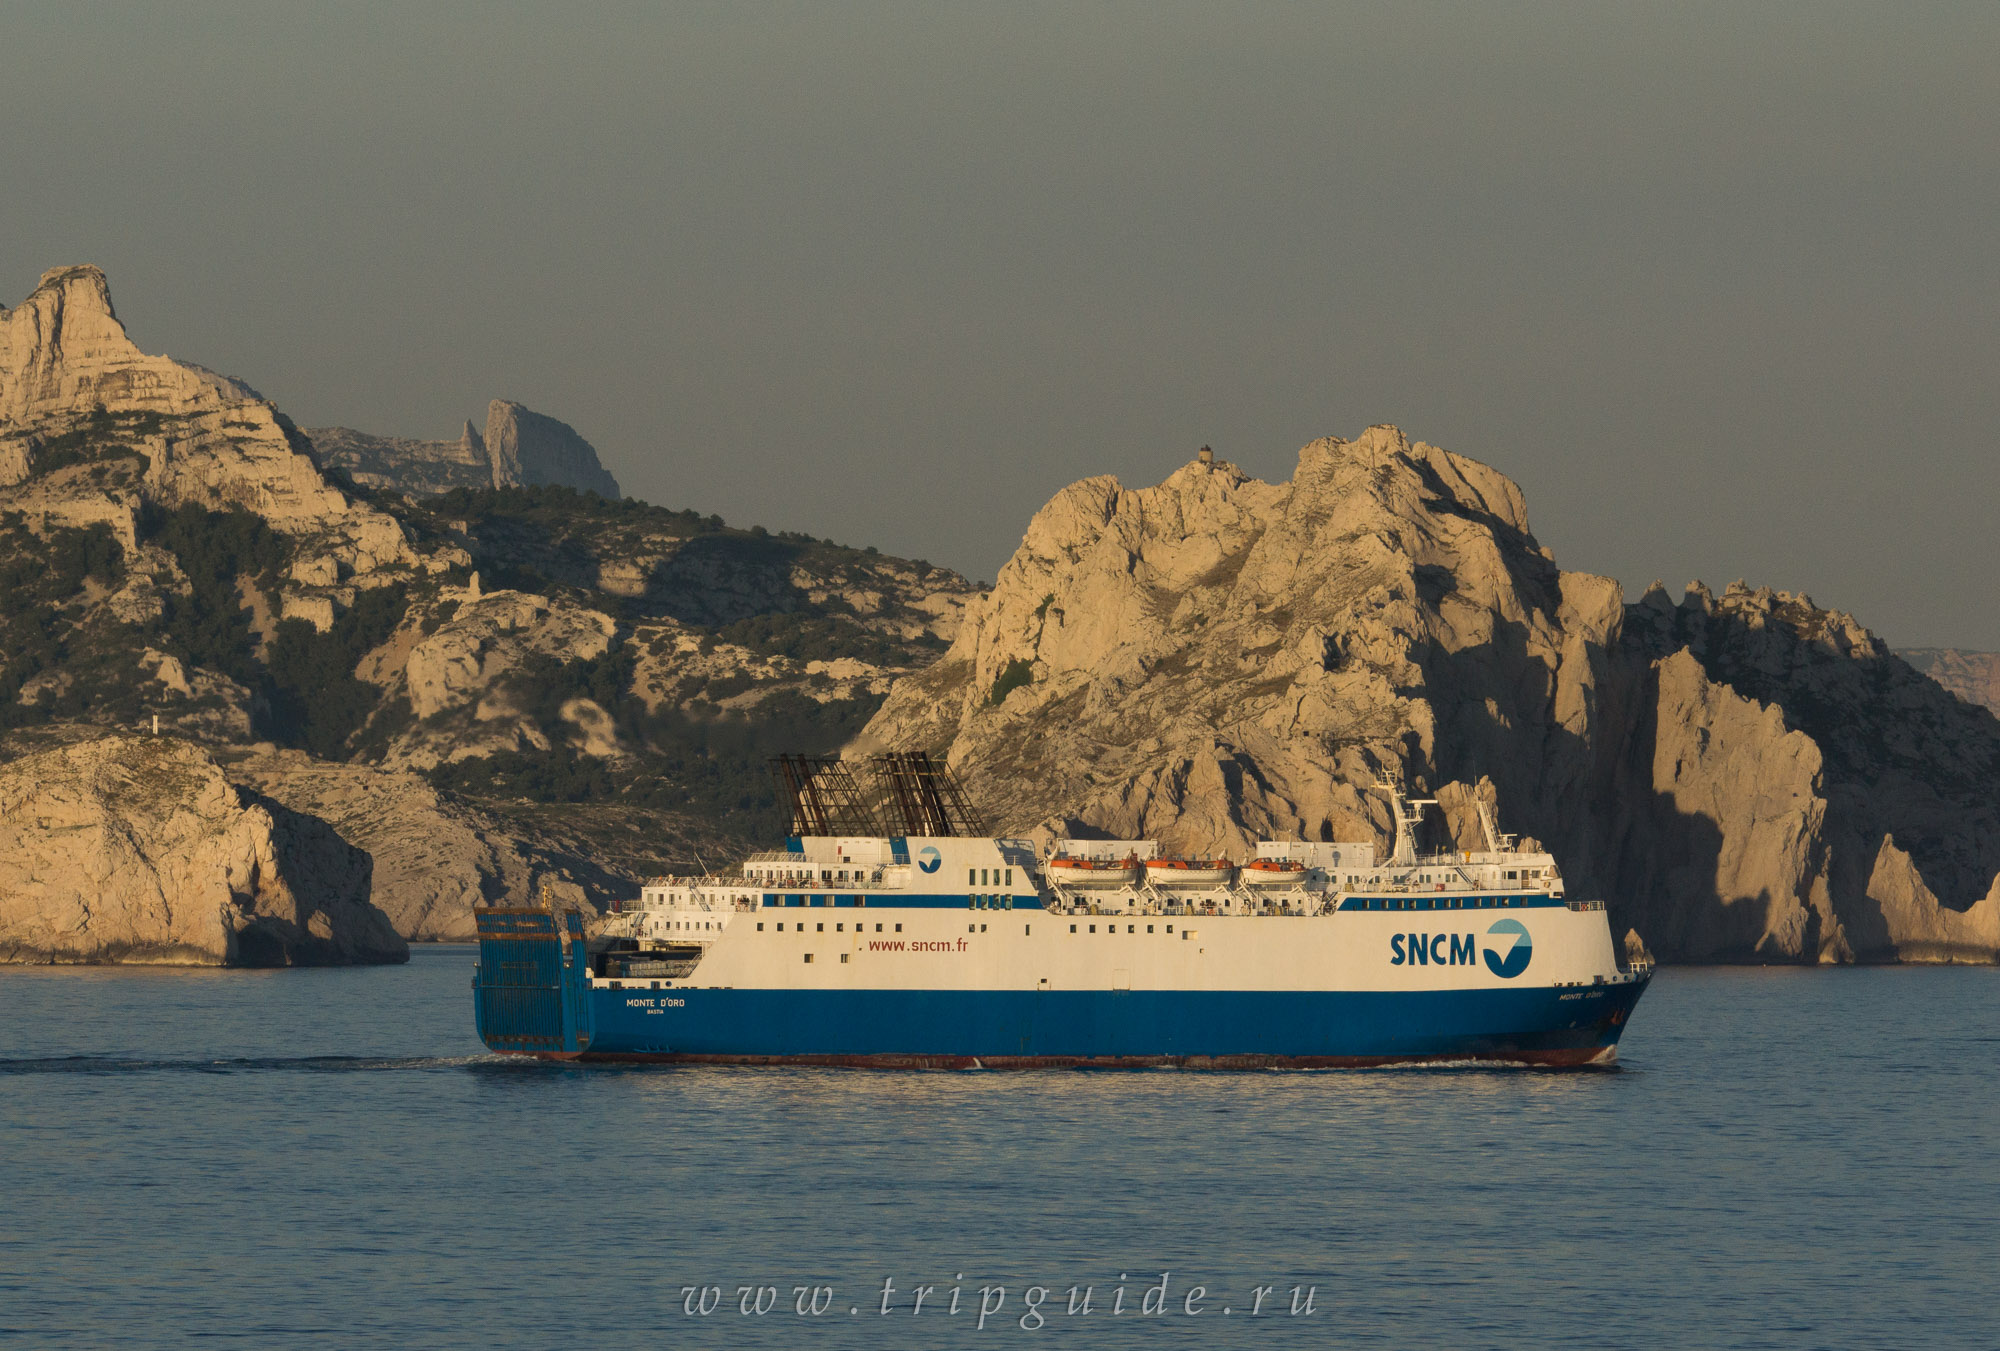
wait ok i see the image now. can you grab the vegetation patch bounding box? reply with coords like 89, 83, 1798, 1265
0, 521, 128, 728
140, 504, 291, 684
262, 584, 411, 757
988, 658, 1034, 706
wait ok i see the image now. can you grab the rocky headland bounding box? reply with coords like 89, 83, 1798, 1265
0, 734, 406, 965
855, 428, 2000, 964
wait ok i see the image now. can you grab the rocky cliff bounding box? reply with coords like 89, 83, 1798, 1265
306, 399, 622, 499
2, 264, 980, 946
1901, 648, 2000, 714
0, 735, 407, 965
856, 427, 2000, 965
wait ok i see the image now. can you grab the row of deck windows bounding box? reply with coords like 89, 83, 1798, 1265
970, 868, 1014, 886
1339, 895, 1527, 912
1069, 923, 1174, 934
756, 922, 905, 932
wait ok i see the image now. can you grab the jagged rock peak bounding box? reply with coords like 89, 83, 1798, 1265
483, 399, 621, 497
1, 264, 259, 426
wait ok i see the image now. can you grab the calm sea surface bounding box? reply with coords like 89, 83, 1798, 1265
1, 950, 1994, 1350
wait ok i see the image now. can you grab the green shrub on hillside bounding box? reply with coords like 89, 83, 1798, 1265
262, 584, 410, 757
988, 658, 1034, 705
140, 504, 290, 684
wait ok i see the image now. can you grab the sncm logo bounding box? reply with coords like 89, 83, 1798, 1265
917, 845, 942, 874
1482, 918, 1533, 979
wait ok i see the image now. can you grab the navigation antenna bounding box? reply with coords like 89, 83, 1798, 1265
872, 751, 987, 838
771, 755, 883, 837
1372, 779, 1439, 866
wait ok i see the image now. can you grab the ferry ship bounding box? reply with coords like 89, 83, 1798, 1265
471, 753, 1651, 1068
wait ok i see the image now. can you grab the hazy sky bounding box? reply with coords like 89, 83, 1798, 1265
6, 3, 1996, 646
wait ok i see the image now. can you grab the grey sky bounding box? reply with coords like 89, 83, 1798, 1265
6, 3, 1996, 646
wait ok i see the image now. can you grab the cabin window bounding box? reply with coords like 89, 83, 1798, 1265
836, 923, 843, 932
1006, 869, 1014, 886
1089, 925, 1096, 933
1147, 925, 1154, 933
803, 953, 813, 963
757, 923, 764, 931
1025, 925, 1032, 935
1166, 925, 1173, 933
895, 924, 903, 933
875, 924, 884, 932
968, 869, 976, 885
1070, 925, 1077, 933
816, 923, 824, 932
968, 924, 976, 934
1128, 925, 1136, 933
840, 954, 849, 964
980, 925, 987, 933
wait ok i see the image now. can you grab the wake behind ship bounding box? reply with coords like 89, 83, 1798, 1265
472, 754, 1651, 1068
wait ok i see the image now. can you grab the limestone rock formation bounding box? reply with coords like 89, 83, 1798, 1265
306, 400, 622, 499
481, 400, 620, 497
0, 735, 407, 965
1901, 648, 2000, 714
222, 746, 551, 939
0, 264, 418, 602
856, 427, 2000, 965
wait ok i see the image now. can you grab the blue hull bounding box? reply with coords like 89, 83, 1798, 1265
570, 983, 1646, 1068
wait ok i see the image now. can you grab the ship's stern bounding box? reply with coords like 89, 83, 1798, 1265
472, 906, 595, 1058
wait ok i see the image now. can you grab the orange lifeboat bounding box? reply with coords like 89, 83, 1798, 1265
1241, 858, 1308, 886
1044, 855, 1139, 889
1142, 857, 1236, 887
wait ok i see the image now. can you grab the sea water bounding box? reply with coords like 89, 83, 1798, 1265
1, 949, 1994, 1349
